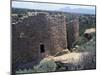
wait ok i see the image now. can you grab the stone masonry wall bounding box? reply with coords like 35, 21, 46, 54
47, 15, 67, 54
12, 12, 67, 69
67, 17, 79, 49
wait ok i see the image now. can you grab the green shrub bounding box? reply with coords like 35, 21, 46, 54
77, 35, 88, 45
78, 34, 96, 52
16, 69, 26, 74
33, 59, 57, 72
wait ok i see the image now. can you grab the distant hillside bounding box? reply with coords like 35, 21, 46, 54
58, 7, 95, 15
12, 6, 95, 15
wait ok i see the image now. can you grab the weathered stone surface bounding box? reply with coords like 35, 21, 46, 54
84, 28, 96, 40
47, 15, 67, 55
12, 12, 67, 69
67, 17, 79, 49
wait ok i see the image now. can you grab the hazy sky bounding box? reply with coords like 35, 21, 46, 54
12, 1, 95, 11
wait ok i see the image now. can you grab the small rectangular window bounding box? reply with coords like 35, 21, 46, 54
40, 44, 45, 53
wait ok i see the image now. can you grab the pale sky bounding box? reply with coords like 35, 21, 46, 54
12, 1, 95, 11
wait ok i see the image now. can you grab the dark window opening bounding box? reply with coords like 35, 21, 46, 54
40, 44, 45, 53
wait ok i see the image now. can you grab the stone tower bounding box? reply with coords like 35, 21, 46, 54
67, 17, 79, 49
12, 12, 67, 68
